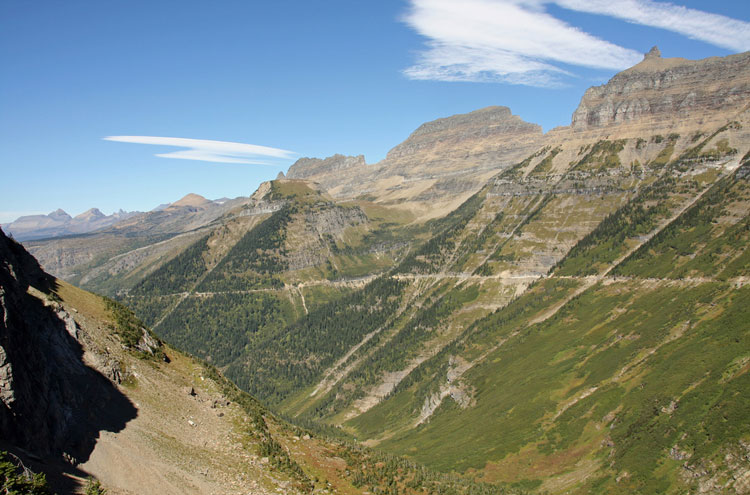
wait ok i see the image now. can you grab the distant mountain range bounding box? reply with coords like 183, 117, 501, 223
2, 194, 243, 241
2, 208, 138, 241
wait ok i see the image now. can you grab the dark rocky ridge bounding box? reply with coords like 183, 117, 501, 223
0, 228, 135, 463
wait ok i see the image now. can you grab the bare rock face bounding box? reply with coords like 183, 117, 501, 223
572, 47, 750, 130
285, 205, 367, 271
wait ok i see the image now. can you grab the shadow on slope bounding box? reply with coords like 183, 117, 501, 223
0, 229, 137, 493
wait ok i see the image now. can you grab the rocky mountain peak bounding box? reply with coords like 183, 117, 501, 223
385, 106, 541, 161
75, 208, 105, 220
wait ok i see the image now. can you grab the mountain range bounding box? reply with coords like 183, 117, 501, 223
4, 48, 750, 494
2, 208, 139, 241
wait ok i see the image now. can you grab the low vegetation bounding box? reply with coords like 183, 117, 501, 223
0, 452, 51, 495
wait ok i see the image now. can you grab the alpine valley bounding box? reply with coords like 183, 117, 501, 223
6, 48, 750, 494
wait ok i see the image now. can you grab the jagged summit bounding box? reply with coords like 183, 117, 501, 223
644, 45, 661, 60
4, 207, 140, 241
48, 208, 71, 220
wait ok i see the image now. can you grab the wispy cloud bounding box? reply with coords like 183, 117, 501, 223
402, 0, 750, 86
402, 0, 642, 86
554, 0, 750, 52
103, 136, 297, 165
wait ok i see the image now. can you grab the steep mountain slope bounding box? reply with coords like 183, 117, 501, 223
342, 157, 750, 493
121, 180, 414, 397
123, 49, 750, 493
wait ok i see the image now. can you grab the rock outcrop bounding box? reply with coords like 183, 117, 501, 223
382, 106, 542, 175
287, 154, 366, 181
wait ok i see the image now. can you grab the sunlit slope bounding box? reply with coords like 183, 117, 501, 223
342, 156, 750, 493
278, 122, 748, 425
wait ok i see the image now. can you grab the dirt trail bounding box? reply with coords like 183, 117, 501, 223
80, 349, 280, 495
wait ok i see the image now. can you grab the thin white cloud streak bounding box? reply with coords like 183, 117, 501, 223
553, 0, 750, 52
402, 0, 642, 86
103, 136, 296, 165
402, 0, 750, 86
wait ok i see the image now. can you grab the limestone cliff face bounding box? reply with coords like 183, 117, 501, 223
572, 47, 750, 130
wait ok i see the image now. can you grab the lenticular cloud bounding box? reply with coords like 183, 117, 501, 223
103, 136, 297, 165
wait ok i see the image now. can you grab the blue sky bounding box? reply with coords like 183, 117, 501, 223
2, 0, 749, 223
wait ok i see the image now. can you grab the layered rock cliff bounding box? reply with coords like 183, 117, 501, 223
383, 106, 542, 175
287, 154, 366, 183
572, 47, 750, 131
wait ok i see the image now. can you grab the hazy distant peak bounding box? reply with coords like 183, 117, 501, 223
48, 209, 72, 220
74, 208, 105, 220
170, 193, 212, 208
